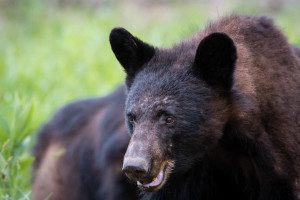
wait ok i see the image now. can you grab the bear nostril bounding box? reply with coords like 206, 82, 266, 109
133, 167, 146, 175
122, 162, 148, 180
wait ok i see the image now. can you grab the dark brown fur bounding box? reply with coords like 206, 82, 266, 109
202, 16, 300, 195
32, 86, 138, 200
175, 15, 300, 197
110, 14, 300, 199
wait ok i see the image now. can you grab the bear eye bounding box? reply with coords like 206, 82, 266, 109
165, 116, 175, 124
128, 114, 136, 123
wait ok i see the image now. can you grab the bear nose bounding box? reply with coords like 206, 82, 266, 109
122, 158, 149, 181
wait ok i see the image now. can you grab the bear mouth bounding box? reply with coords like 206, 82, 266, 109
137, 161, 173, 192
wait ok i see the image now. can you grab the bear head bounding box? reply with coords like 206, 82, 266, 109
110, 27, 237, 192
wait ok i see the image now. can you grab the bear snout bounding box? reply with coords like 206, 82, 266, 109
122, 158, 149, 182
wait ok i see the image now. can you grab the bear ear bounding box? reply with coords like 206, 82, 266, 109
109, 27, 155, 87
192, 32, 237, 92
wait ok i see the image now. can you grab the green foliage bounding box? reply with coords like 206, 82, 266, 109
0, 94, 35, 199
0, 0, 299, 199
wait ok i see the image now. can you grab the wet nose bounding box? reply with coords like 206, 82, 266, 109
122, 158, 149, 181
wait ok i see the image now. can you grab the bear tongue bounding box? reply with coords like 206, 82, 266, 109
137, 169, 164, 187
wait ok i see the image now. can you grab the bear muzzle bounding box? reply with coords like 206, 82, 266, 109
122, 157, 149, 181
122, 129, 173, 191
122, 143, 170, 191
122, 157, 168, 192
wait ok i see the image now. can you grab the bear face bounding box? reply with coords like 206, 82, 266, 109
110, 28, 238, 192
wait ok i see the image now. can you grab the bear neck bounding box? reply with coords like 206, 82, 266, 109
141, 120, 296, 200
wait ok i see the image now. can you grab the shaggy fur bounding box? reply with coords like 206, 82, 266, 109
110, 14, 300, 200
32, 86, 138, 200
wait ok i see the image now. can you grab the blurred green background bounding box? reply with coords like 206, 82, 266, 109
0, 0, 299, 199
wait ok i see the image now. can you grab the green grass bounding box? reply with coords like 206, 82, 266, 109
0, 0, 299, 199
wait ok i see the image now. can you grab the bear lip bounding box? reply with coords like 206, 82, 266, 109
137, 168, 164, 188
136, 163, 168, 191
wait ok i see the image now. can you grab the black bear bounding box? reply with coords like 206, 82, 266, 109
110, 14, 300, 200
32, 86, 138, 200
